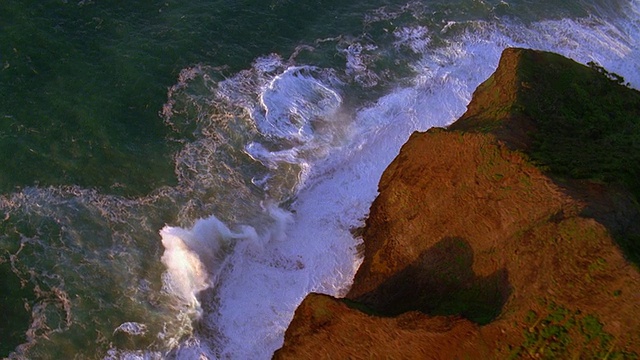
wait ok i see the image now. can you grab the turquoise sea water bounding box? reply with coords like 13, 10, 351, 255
1, 0, 639, 358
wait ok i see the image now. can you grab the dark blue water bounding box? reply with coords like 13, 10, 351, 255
1, 0, 639, 358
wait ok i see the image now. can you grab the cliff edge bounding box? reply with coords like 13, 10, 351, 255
274, 48, 640, 359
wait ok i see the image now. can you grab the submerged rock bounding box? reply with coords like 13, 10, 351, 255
274, 48, 640, 359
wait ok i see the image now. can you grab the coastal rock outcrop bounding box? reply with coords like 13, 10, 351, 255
274, 48, 640, 359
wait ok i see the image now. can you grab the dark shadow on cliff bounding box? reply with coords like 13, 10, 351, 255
452, 48, 640, 269
348, 237, 511, 325
557, 181, 640, 269
512, 51, 640, 269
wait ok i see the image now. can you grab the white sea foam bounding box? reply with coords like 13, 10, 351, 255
160, 216, 253, 306
394, 26, 432, 53
150, 2, 640, 359
339, 41, 380, 88
195, 26, 488, 360
113, 322, 148, 336
190, 4, 640, 359
255, 66, 343, 142
7, 1, 639, 359
6, 6, 637, 358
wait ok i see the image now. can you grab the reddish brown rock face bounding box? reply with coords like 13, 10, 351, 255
274, 48, 640, 359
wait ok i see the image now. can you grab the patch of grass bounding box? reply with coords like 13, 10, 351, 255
587, 258, 607, 274
519, 175, 532, 188
558, 218, 601, 244
476, 143, 509, 182
509, 302, 638, 359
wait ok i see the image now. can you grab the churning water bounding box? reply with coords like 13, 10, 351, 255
1, 0, 639, 358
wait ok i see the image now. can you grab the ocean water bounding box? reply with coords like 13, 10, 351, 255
1, 0, 639, 358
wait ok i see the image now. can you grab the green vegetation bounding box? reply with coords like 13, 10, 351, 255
516, 51, 640, 201
457, 49, 640, 267
515, 51, 640, 268
587, 61, 631, 87
510, 302, 638, 359
558, 217, 601, 244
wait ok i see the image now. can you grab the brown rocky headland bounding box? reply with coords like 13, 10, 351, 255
274, 48, 640, 359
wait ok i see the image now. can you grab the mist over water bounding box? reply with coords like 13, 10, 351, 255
1, 0, 639, 358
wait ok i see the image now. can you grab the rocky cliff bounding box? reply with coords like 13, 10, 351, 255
274, 48, 640, 359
